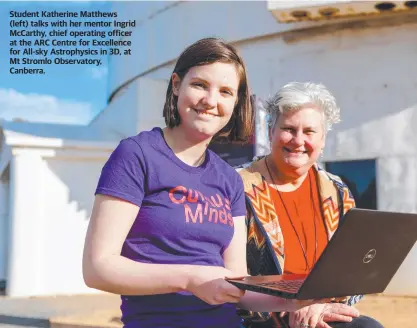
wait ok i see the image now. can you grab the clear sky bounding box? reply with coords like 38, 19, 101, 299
0, 1, 113, 125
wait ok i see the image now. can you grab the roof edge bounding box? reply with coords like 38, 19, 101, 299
5, 134, 118, 151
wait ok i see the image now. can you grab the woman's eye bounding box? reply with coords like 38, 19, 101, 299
221, 89, 233, 96
192, 82, 205, 88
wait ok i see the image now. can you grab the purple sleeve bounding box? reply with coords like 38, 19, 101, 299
231, 174, 246, 217
95, 138, 146, 207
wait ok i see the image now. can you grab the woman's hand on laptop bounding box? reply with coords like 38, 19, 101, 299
185, 266, 245, 305
284, 302, 360, 328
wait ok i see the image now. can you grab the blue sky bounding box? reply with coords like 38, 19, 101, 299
0, 1, 113, 125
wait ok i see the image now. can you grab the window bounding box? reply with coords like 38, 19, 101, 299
325, 159, 377, 210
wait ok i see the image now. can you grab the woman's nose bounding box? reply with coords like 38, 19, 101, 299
201, 90, 217, 108
293, 132, 304, 145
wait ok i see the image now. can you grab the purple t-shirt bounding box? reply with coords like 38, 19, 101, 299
95, 127, 246, 328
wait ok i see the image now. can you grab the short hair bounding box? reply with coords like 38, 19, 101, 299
265, 82, 341, 132
163, 37, 253, 144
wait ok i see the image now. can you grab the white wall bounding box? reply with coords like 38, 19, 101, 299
92, 78, 168, 137
136, 78, 168, 132
0, 168, 9, 282
8, 152, 46, 296
90, 81, 139, 138
7, 149, 111, 297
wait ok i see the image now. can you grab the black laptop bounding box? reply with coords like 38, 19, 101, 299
226, 208, 417, 300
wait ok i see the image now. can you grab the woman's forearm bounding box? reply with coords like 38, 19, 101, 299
238, 290, 292, 312
83, 254, 195, 295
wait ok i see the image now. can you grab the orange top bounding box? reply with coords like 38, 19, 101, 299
269, 169, 328, 274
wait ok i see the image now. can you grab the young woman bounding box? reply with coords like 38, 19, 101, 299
82, 37, 253, 328
83, 39, 326, 328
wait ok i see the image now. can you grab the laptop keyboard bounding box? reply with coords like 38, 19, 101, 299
257, 279, 304, 293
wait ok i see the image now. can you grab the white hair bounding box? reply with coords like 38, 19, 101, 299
265, 82, 341, 132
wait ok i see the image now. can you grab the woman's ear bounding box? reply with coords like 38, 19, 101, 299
172, 73, 181, 96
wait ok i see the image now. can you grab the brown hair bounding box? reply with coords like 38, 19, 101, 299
163, 37, 253, 144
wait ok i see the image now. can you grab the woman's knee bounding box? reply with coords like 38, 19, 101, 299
350, 315, 384, 328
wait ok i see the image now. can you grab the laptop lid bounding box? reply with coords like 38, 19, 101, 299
297, 208, 417, 300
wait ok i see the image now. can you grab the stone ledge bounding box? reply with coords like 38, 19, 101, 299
49, 309, 122, 328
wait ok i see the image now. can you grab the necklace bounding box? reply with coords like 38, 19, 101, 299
264, 156, 318, 272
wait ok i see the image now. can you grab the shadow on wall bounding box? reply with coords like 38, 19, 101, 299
45, 158, 104, 220
322, 103, 417, 160
30, 158, 107, 294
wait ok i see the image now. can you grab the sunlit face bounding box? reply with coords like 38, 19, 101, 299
172, 62, 239, 140
270, 106, 325, 176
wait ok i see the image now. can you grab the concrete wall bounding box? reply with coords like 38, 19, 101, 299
91, 78, 168, 137
7, 148, 111, 297
90, 81, 139, 138
136, 78, 168, 132
91, 74, 169, 140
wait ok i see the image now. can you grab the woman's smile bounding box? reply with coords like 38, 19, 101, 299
283, 147, 308, 156
192, 108, 218, 117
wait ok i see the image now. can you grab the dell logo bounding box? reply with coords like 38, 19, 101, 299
363, 249, 376, 263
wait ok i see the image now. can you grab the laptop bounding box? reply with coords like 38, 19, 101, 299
226, 208, 417, 300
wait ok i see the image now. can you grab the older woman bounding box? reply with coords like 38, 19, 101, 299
238, 82, 383, 328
